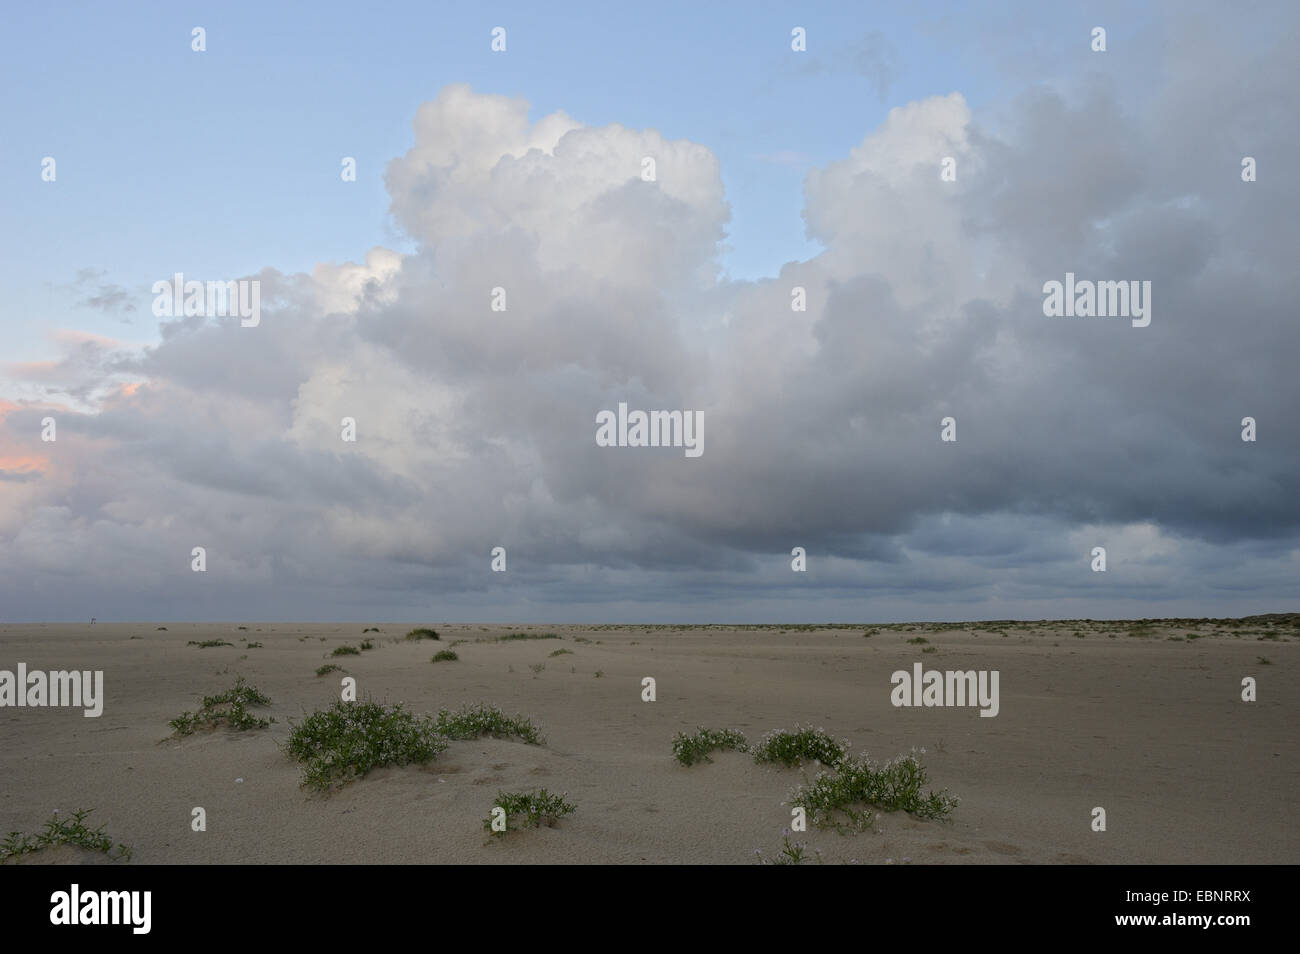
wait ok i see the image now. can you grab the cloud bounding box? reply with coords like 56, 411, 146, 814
59, 268, 137, 317
1, 8, 1298, 622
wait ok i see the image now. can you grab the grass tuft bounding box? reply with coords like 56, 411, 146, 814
331, 645, 361, 657
187, 639, 233, 648
316, 664, 344, 677
405, 627, 440, 641
431, 650, 459, 663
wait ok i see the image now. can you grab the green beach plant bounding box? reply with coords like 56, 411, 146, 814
753, 725, 847, 768
434, 703, 542, 744
671, 727, 749, 766
484, 789, 575, 836
789, 750, 957, 832
1, 809, 132, 863
284, 698, 447, 792
168, 676, 272, 735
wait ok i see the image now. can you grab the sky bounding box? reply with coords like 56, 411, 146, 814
0, 1, 1296, 622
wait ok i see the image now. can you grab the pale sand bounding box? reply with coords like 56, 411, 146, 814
0, 620, 1295, 864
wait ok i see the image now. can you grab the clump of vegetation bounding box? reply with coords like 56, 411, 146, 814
921, 646, 938, 654
331, 645, 361, 657
548, 649, 573, 657
484, 789, 575, 835
494, 632, 560, 642
316, 664, 344, 677
284, 699, 447, 792
431, 650, 458, 663
245, 641, 263, 648
906, 637, 929, 645
1257, 656, 1272, 665
672, 727, 749, 766
405, 627, 440, 641
789, 750, 957, 832
359, 639, 374, 651
529, 663, 545, 674
434, 703, 542, 744
363, 627, 380, 633
168, 676, 273, 735
753, 726, 847, 768
755, 831, 821, 866
237, 626, 248, 631
187, 639, 233, 648
1, 809, 132, 863
156, 626, 167, 631
862, 629, 878, 638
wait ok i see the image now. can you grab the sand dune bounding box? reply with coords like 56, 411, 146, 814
1, 619, 1295, 864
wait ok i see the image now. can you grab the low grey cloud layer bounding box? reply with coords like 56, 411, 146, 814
1, 10, 1296, 622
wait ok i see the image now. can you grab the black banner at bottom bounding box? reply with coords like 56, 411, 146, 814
0, 863, 1281, 941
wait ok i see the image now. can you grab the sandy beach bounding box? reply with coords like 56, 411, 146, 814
1, 618, 1295, 865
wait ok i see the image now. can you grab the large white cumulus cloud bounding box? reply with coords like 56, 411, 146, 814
385, 83, 728, 291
